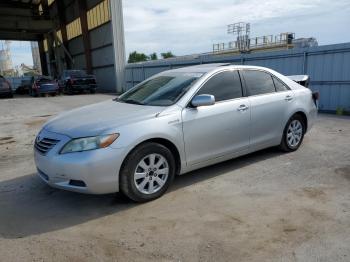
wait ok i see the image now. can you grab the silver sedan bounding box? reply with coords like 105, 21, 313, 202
34, 64, 318, 202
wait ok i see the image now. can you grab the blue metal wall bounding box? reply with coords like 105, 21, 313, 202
125, 43, 350, 112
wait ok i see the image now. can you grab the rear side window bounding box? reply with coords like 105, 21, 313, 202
242, 70, 276, 96
272, 76, 289, 92
197, 71, 242, 102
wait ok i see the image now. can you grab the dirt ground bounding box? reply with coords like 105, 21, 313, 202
0, 94, 349, 262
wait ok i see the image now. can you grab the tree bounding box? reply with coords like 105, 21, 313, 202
161, 51, 175, 59
149, 52, 158, 60
128, 51, 149, 63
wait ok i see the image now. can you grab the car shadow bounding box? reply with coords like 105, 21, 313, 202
170, 147, 281, 191
0, 147, 282, 239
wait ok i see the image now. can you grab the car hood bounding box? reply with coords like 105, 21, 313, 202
43, 99, 165, 138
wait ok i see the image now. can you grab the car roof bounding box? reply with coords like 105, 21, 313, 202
163, 63, 271, 74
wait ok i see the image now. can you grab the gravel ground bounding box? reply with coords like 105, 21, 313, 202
0, 94, 349, 262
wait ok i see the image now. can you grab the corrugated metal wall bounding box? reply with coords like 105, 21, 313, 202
125, 43, 350, 112
44, 0, 116, 92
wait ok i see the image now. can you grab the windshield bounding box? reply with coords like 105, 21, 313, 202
117, 72, 203, 106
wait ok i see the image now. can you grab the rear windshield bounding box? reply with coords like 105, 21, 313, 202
66, 70, 87, 77
37, 77, 53, 83
117, 72, 203, 106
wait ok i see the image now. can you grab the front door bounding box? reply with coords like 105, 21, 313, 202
181, 70, 250, 166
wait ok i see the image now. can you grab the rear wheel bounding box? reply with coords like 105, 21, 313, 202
120, 142, 175, 202
280, 114, 305, 152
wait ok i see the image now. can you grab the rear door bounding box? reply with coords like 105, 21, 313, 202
182, 70, 250, 166
241, 70, 294, 147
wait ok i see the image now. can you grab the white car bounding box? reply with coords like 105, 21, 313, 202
34, 64, 318, 202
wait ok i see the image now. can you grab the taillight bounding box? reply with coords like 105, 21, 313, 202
33, 81, 39, 89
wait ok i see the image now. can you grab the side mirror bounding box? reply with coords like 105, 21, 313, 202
191, 94, 215, 107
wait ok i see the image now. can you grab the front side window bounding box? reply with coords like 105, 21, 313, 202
196, 71, 242, 102
242, 70, 276, 96
118, 72, 202, 106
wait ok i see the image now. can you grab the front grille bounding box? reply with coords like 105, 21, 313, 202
34, 137, 60, 155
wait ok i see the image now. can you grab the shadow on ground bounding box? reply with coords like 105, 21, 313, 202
0, 147, 281, 239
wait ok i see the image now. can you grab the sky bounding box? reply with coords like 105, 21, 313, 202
8, 0, 350, 66
123, 0, 350, 56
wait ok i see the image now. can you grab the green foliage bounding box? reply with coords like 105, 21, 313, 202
128, 51, 149, 63
127, 51, 175, 63
161, 51, 175, 59
149, 53, 158, 60
336, 107, 344, 115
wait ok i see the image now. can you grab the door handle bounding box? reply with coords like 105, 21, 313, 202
285, 95, 293, 101
237, 104, 249, 111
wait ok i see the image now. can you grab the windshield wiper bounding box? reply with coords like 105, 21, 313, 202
122, 99, 145, 105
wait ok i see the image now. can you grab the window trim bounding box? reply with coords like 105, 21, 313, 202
271, 75, 291, 92
186, 69, 245, 107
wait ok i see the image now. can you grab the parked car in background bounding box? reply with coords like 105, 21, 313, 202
34, 64, 318, 202
30, 76, 59, 97
59, 70, 97, 95
15, 78, 32, 94
0, 75, 13, 98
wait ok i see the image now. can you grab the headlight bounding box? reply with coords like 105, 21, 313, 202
60, 133, 119, 154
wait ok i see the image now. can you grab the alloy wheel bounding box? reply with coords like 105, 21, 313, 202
133, 153, 169, 194
287, 120, 303, 148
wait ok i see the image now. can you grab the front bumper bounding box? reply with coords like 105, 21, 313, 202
34, 128, 127, 194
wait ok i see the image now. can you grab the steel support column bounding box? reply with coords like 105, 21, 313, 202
110, 0, 126, 93
78, 0, 93, 74
38, 40, 48, 75
56, 0, 71, 69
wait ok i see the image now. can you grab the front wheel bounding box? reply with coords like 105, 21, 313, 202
280, 114, 305, 152
120, 142, 175, 202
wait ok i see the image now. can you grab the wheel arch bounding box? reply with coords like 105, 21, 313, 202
292, 111, 308, 132
119, 137, 182, 181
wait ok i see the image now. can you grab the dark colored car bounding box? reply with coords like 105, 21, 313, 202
0, 75, 13, 98
15, 78, 32, 94
30, 76, 59, 97
59, 70, 97, 95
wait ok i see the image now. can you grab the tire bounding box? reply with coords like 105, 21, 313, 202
64, 84, 73, 95
120, 142, 176, 202
279, 114, 305, 152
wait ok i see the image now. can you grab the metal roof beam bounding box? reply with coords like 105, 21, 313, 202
0, 6, 34, 16
0, 16, 53, 32
0, 1, 39, 9
0, 31, 42, 41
